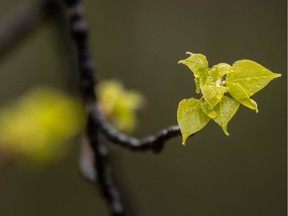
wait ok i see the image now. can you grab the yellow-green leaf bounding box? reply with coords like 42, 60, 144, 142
213, 96, 240, 136
200, 84, 226, 107
177, 52, 281, 144
208, 63, 231, 83
227, 60, 281, 97
226, 82, 258, 112
177, 98, 211, 144
200, 100, 218, 119
179, 52, 209, 93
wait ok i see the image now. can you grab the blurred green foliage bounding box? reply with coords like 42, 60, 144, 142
0, 87, 85, 161
97, 80, 144, 132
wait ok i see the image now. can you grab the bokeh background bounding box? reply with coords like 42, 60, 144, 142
0, 0, 286, 215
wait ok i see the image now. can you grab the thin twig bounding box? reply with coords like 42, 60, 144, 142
88, 104, 181, 153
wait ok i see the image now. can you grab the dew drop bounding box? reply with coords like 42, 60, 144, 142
216, 93, 222, 100
220, 112, 224, 117
209, 112, 217, 119
246, 78, 252, 81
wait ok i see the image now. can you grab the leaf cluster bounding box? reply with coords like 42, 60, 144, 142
97, 80, 145, 133
177, 52, 281, 144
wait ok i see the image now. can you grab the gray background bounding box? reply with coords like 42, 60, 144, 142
0, 0, 286, 215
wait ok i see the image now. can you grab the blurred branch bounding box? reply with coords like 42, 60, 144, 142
0, 0, 54, 58
62, 0, 183, 215
62, 1, 125, 215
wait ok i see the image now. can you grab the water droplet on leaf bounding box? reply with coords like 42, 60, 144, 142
246, 78, 252, 81
216, 93, 222, 100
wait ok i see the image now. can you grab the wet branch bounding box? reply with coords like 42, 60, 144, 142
88, 104, 181, 153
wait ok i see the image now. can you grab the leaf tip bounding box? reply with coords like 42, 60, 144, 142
182, 133, 189, 145
222, 127, 230, 136
181, 133, 188, 145
254, 103, 259, 113
274, 73, 282, 78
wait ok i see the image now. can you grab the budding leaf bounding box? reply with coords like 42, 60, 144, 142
226, 82, 258, 112
213, 96, 240, 136
177, 52, 281, 143
200, 84, 226, 107
97, 80, 144, 132
226, 60, 281, 97
209, 63, 231, 83
200, 100, 218, 119
178, 52, 209, 93
177, 98, 211, 144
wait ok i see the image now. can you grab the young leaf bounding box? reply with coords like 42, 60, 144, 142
177, 52, 281, 143
213, 96, 240, 136
200, 84, 226, 107
177, 98, 211, 144
200, 100, 218, 119
178, 52, 209, 93
226, 82, 258, 112
227, 60, 281, 97
208, 63, 231, 83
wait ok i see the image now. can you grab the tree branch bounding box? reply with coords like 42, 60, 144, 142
87, 115, 125, 216
62, 1, 125, 215
88, 104, 181, 153
62, 0, 182, 215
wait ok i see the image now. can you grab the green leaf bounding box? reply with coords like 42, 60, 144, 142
200, 100, 218, 119
177, 98, 211, 144
227, 60, 281, 97
208, 63, 231, 83
200, 84, 226, 107
177, 52, 282, 144
226, 82, 258, 112
213, 96, 240, 136
179, 52, 209, 93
